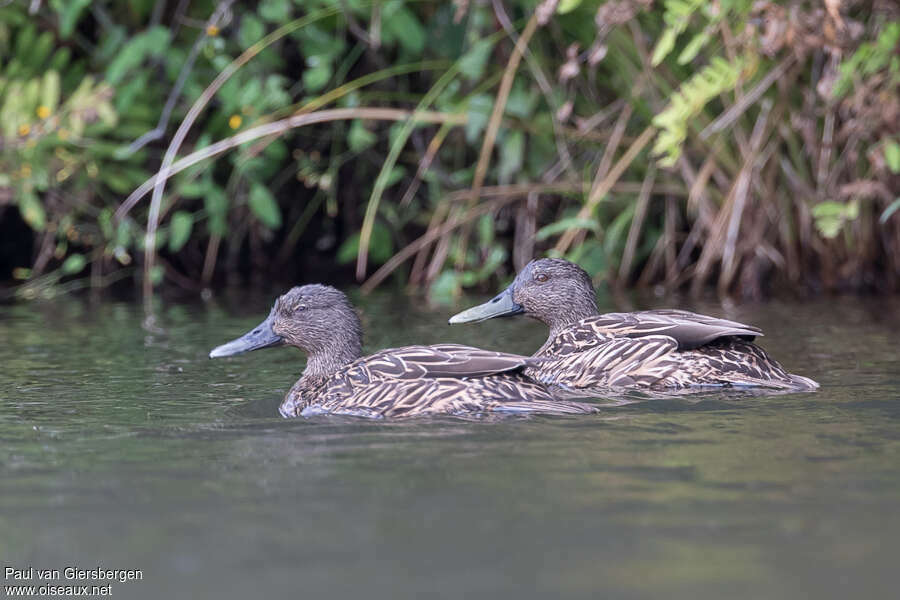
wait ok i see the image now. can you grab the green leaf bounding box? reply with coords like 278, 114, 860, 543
149, 265, 164, 286
651, 29, 677, 66
238, 77, 263, 108
263, 74, 291, 108
811, 201, 846, 219
834, 23, 900, 98
53, 0, 91, 40
677, 31, 710, 65
13, 23, 36, 65
536, 217, 600, 241
384, 165, 406, 188
61, 253, 86, 275
115, 221, 132, 249
459, 38, 495, 81
259, 0, 290, 22
498, 129, 524, 182
303, 61, 332, 92
567, 240, 607, 277
382, 4, 425, 54
98, 208, 114, 240
505, 84, 538, 118
428, 271, 461, 306
557, 0, 582, 14
337, 223, 394, 265
814, 217, 842, 239
177, 178, 207, 199
652, 55, 746, 166
168, 211, 194, 253
465, 94, 493, 144
461, 246, 507, 286
248, 183, 282, 229
348, 119, 376, 152
239, 15, 266, 49
29, 32, 54, 72
18, 190, 46, 231
604, 205, 636, 259
205, 186, 229, 236
477, 214, 494, 247
812, 201, 858, 238
884, 140, 900, 173
48, 46, 72, 72
114, 70, 149, 113
294, 23, 346, 62
105, 27, 171, 84
41, 70, 60, 113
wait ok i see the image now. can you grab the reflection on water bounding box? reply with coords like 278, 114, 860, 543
1, 291, 898, 599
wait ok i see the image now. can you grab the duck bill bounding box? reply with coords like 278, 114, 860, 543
448, 287, 524, 324
209, 310, 284, 358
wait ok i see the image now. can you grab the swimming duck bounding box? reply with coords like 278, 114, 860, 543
209, 284, 598, 418
449, 258, 818, 391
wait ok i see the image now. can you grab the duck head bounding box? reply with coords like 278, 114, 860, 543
209, 285, 362, 371
448, 258, 599, 331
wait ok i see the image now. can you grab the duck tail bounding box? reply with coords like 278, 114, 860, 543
787, 373, 819, 391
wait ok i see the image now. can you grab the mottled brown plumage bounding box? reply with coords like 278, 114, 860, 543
449, 259, 818, 392
210, 284, 597, 418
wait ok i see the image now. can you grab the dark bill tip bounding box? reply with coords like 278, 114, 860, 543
209, 312, 284, 358
448, 287, 524, 325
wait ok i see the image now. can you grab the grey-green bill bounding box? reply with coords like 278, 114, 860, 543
448, 287, 523, 324
209, 309, 284, 358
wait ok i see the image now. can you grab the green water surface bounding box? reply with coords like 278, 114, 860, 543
1, 291, 898, 599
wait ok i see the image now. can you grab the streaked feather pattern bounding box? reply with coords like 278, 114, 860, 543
585, 310, 762, 349
280, 344, 595, 418
448, 259, 817, 392
212, 285, 595, 419
532, 311, 817, 391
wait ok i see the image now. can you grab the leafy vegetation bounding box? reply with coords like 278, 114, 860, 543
0, 0, 897, 303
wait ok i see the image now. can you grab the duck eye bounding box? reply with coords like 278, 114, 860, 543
535, 273, 549, 283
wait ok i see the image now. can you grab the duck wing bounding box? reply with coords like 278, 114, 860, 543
587, 309, 762, 350
352, 344, 541, 382
535, 335, 680, 389
319, 373, 597, 417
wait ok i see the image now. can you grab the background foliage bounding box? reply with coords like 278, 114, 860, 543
0, 0, 897, 302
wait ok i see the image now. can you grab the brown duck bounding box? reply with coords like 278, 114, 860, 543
209, 284, 597, 418
449, 259, 818, 392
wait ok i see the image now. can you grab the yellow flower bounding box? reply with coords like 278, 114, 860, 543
36, 105, 51, 119
20, 164, 32, 177
228, 114, 242, 129
18, 124, 31, 136
206, 24, 219, 37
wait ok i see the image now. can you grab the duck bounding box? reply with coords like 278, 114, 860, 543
209, 284, 598, 418
448, 258, 818, 392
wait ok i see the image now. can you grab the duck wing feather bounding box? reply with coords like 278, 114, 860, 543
314, 370, 597, 417
534, 335, 680, 389
360, 343, 542, 380
586, 309, 762, 350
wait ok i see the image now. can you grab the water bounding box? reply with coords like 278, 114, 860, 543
1, 291, 898, 599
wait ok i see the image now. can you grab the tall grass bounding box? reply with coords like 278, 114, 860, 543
0, 0, 897, 303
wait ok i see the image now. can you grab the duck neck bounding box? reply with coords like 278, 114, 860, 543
537, 295, 599, 354
303, 345, 359, 381
292, 332, 362, 408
